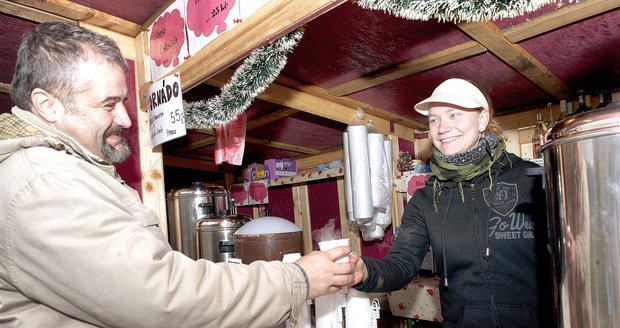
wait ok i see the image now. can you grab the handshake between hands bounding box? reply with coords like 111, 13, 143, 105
295, 245, 366, 300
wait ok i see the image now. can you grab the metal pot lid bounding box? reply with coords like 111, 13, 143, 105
543, 102, 620, 150
196, 214, 252, 230
167, 182, 228, 198
234, 216, 301, 235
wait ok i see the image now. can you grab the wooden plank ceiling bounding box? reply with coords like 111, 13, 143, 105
1, 0, 620, 172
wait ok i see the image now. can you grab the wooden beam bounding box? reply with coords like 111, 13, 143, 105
290, 82, 426, 130
209, 69, 425, 130
504, 0, 620, 43
0, 0, 72, 23
134, 31, 167, 235
295, 148, 344, 172
323, 1, 614, 98
496, 104, 561, 131
292, 184, 313, 255
80, 22, 136, 60
188, 126, 322, 155
458, 21, 573, 100
275, 75, 428, 128
10, 0, 142, 37
206, 70, 419, 142
245, 136, 322, 155
246, 107, 300, 130
337, 177, 361, 254
327, 41, 486, 97
0, 82, 9, 94
163, 154, 240, 173
174, 136, 216, 153
144, 0, 347, 99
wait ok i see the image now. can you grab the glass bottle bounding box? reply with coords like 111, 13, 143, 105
546, 102, 556, 129
567, 101, 574, 116
558, 99, 569, 121
597, 89, 611, 109
575, 90, 588, 114
532, 111, 547, 159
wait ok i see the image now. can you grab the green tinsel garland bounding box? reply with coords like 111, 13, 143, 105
184, 28, 304, 129
355, 0, 560, 23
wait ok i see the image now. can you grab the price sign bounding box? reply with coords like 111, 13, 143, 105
147, 73, 186, 147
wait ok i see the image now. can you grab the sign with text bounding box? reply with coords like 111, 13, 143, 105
148, 74, 187, 148
186, 0, 272, 59
148, 0, 188, 81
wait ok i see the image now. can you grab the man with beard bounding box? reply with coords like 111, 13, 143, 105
0, 22, 361, 328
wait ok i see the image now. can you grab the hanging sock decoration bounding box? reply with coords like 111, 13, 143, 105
355, 0, 560, 23
183, 28, 304, 129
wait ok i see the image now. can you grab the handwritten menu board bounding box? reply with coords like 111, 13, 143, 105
147, 74, 187, 147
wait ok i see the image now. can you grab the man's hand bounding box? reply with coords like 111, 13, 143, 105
295, 246, 357, 299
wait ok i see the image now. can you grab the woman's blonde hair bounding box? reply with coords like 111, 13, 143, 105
468, 79, 504, 139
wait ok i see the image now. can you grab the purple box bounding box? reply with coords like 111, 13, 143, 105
245, 163, 268, 181
264, 158, 297, 179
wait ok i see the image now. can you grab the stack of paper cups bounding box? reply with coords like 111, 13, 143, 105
318, 238, 350, 263
315, 238, 351, 328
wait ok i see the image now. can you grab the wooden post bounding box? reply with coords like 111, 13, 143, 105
292, 184, 313, 254
338, 177, 360, 255
390, 135, 404, 232
134, 30, 168, 236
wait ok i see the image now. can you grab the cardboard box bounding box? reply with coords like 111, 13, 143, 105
229, 181, 269, 206
264, 158, 297, 179
245, 163, 269, 181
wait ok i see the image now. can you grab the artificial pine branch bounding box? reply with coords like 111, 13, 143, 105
184, 28, 304, 129
356, 0, 561, 23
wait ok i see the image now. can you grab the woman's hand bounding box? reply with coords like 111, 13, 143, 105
348, 252, 366, 286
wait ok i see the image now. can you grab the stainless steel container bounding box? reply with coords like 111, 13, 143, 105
543, 103, 620, 327
166, 182, 230, 260
196, 214, 251, 262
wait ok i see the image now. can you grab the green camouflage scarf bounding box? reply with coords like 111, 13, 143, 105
430, 132, 508, 211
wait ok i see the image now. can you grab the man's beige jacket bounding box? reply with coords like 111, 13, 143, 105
0, 107, 307, 328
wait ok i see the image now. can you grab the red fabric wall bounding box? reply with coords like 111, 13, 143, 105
264, 185, 295, 220
307, 179, 342, 251
114, 60, 142, 198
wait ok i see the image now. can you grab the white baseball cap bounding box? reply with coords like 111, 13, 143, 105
414, 78, 489, 115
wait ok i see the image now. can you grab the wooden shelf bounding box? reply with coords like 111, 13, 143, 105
267, 167, 344, 187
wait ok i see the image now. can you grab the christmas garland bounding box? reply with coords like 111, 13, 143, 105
184, 28, 304, 129
355, 0, 559, 23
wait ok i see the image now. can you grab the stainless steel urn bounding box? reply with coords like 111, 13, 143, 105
543, 103, 620, 327
166, 182, 230, 260
195, 214, 251, 262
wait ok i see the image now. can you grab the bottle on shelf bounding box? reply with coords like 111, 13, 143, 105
597, 89, 612, 109
566, 101, 574, 116
532, 111, 547, 159
546, 102, 556, 129
575, 90, 589, 114
558, 99, 569, 121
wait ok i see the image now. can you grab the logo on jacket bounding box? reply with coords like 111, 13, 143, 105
483, 182, 517, 216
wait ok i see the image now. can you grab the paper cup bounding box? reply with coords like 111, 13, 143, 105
318, 238, 350, 263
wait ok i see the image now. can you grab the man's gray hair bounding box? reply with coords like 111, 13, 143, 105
9, 22, 128, 111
